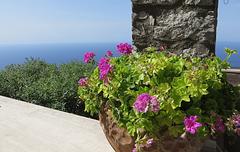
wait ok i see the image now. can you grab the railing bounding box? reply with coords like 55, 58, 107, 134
222, 69, 240, 74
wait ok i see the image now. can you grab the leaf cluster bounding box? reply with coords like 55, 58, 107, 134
78, 49, 240, 142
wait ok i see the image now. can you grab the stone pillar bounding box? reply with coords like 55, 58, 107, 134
132, 0, 219, 55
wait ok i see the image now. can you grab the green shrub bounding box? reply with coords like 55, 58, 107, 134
0, 58, 95, 117
0, 58, 54, 98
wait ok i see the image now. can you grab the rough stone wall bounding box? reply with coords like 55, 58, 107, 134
132, 0, 219, 55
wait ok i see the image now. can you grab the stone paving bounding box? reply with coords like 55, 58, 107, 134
0, 96, 114, 152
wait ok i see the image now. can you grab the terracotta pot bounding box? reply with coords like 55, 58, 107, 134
224, 135, 240, 152
99, 104, 135, 152
99, 104, 207, 152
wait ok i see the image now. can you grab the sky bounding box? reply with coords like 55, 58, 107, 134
0, 0, 132, 44
217, 0, 240, 42
0, 0, 239, 44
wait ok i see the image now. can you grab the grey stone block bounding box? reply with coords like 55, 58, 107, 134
185, 0, 215, 6
132, 0, 218, 55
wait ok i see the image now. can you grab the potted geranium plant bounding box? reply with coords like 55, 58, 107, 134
78, 43, 240, 152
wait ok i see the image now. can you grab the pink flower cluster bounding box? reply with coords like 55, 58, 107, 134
232, 114, 240, 128
106, 50, 113, 57
132, 147, 137, 152
83, 52, 95, 63
117, 43, 133, 55
133, 93, 160, 113
78, 77, 88, 87
98, 57, 112, 83
184, 116, 202, 135
230, 114, 240, 136
212, 117, 225, 133
145, 138, 154, 148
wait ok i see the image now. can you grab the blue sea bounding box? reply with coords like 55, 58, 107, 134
0, 42, 239, 69
0, 43, 120, 69
216, 41, 240, 68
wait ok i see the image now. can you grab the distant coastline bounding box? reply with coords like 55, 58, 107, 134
0, 42, 239, 69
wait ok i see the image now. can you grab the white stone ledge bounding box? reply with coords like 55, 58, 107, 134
0, 96, 114, 152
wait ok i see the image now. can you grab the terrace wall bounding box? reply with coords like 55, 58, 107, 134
132, 0, 219, 55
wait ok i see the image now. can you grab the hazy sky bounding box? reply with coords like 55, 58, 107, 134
0, 0, 239, 44
217, 0, 240, 42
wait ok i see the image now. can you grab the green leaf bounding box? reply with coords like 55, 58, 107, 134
225, 48, 237, 56
168, 126, 183, 137
158, 83, 171, 94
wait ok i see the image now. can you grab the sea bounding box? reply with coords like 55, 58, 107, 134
0, 42, 239, 69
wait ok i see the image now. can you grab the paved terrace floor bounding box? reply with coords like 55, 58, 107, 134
0, 96, 114, 152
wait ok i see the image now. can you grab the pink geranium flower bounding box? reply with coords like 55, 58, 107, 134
98, 57, 112, 83
117, 43, 133, 55
213, 117, 225, 133
184, 116, 202, 134
83, 52, 95, 63
133, 93, 151, 113
78, 77, 88, 86
232, 114, 240, 128
106, 50, 113, 57
145, 138, 154, 148
150, 96, 160, 112
133, 94, 160, 113
132, 147, 137, 152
